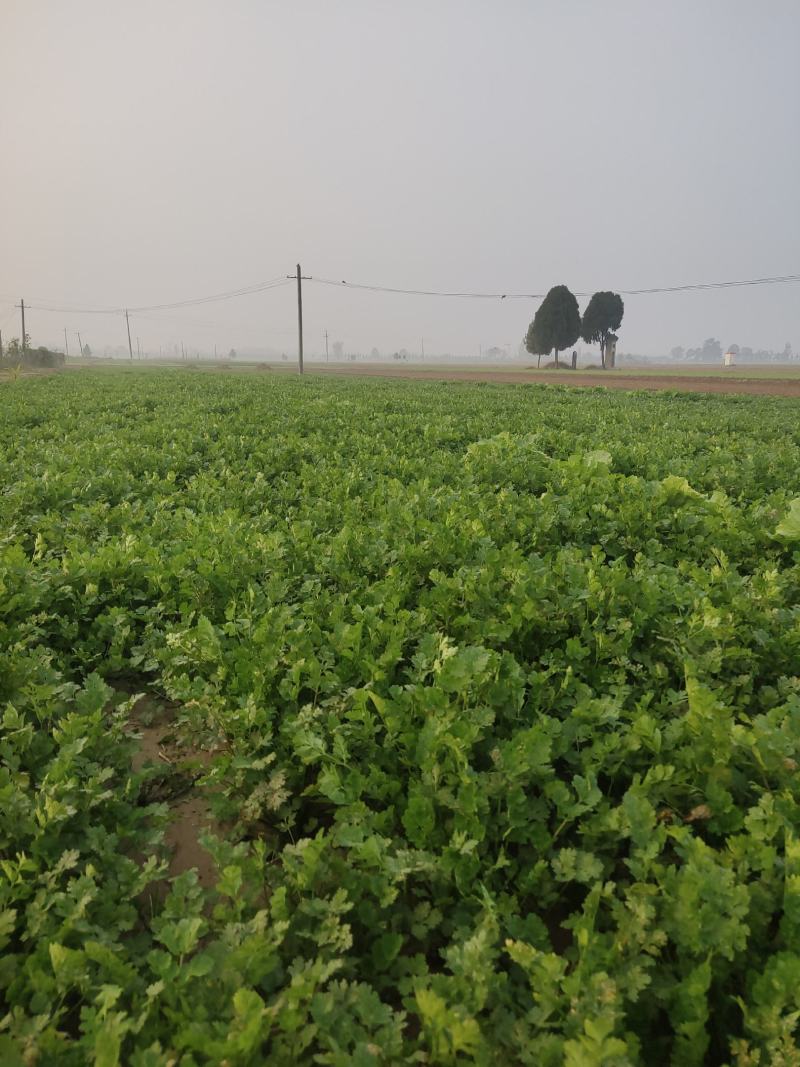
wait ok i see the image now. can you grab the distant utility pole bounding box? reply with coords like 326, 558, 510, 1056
325, 329, 329, 362
77, 331, 83, 357
214, 343, 217, 360
125, 310, 134, 360
286, 263, 311, 374
181, 341, 185, 360
64, 328, 69, 358
421, 337, 425, 361
16, 298, 26, 351
0, 329, 3, 359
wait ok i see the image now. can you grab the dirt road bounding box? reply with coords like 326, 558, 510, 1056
311, 364, 800, 397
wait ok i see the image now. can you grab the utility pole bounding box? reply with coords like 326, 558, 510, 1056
17, 298, 26, 352
214, 343, 217, 360
325, 329, 329, 362
0, 329, 3, 359
296, 264, 303, 373
181, 341, 185, 360
421, 337, 425, 361
286, 263, 311, 374
125, 310, 134, 360
64, 328, 69, 358
136, 337, 141, 359
77, 331, 83, 357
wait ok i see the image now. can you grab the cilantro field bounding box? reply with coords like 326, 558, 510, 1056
3, 369, 800, 1066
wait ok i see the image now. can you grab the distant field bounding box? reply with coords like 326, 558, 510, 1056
591, 364, 800, 379
307, 361, 800, 396
7, 358, 798, 398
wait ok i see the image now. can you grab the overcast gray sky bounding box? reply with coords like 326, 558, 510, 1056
1, 0, 798, 358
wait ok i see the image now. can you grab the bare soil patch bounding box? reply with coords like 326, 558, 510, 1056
310, 363, 800, 397
124, 690, 227, 897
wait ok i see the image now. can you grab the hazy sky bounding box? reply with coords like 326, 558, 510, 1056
1, 0, 798, 358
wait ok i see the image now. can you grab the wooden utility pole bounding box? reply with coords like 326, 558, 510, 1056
421, 337, 425, 361
64, 328, 69, 357
77, 331, 83, 357
136, 337, 141, 359
325, 329, 329, 362
286, 264, 311, 374
296, 264, 304, 373
125, 310, 134, 360
19, 299, 26, 351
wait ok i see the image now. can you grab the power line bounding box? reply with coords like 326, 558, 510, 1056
16, 269, 800, 320
20, 296, 127, 315
309, 272, 800, 300
24, 278, 291, 316
310, 277, 541, 299
621, 273, 800, 295
127, 277, 290, 313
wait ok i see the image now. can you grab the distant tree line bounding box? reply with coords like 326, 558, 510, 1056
670, 339, 796, 363
0, 335, 65, 369
525, 286, 624, 369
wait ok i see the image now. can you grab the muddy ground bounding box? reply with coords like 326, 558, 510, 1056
125, 690, 226, 896
309, 364, 800, 397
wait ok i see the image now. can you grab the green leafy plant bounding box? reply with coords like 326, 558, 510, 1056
1, 369, 800, 1063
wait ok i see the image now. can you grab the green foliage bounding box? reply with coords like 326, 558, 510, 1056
581, 291, 625, 368
523, 320, 551, 364
527, 285, 581, 361
3, 334, 29, 357
776, 498, 800, 541
1, 340, 65, 369
1, 369, 800, 1063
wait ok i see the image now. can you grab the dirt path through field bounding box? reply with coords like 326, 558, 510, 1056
310, 364, 800, 397
126, 691, 226, 898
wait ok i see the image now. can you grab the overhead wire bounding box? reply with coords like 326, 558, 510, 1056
16, 270, 800, 321
620, 273, 800, 295
309, 277, 542, 299
26, 303, 124, 315
24, 278, 291, 316
308, 272, 800, 300
127, 277, 290, 313
0, 305, 19, 328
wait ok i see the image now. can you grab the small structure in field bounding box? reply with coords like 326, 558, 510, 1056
606, 335, 618, 368
724, 348, 737, 368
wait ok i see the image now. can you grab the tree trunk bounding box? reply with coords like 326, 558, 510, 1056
601, 335, 606, 369
537, 352, 542, 368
